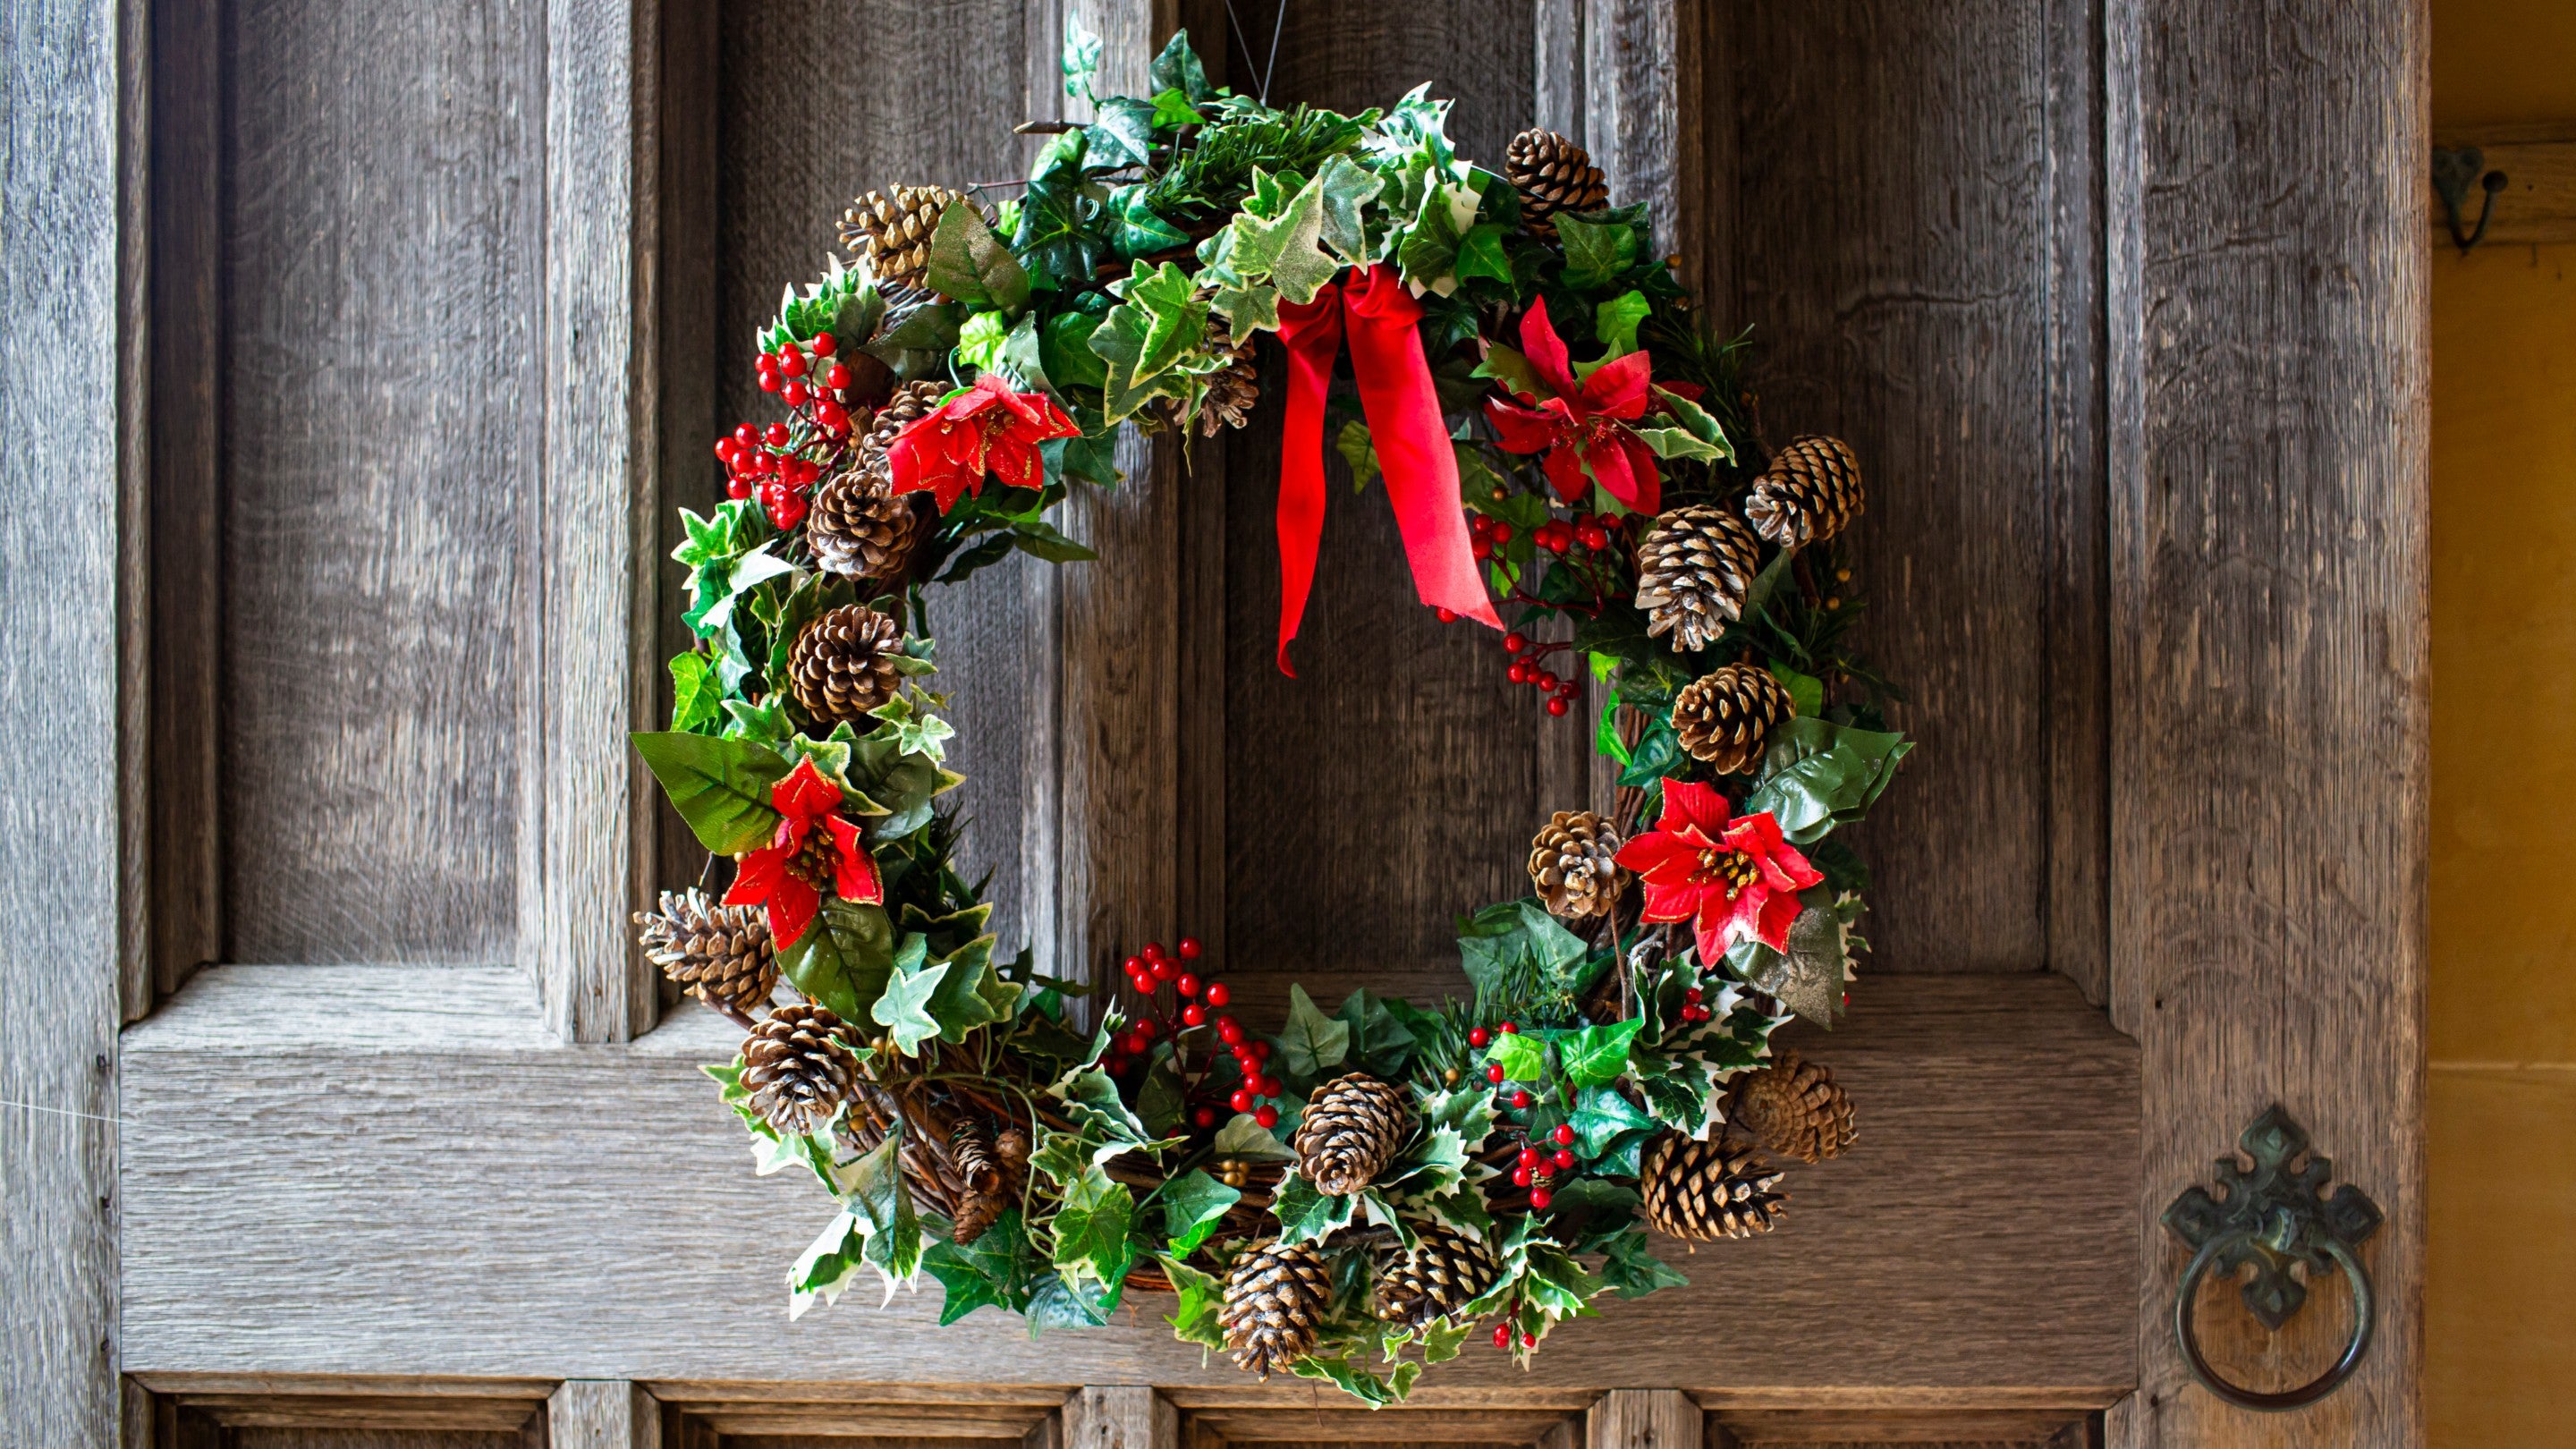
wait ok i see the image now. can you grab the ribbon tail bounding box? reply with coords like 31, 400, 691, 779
1273, 285, 1344, 675
1341, 265, 1502, 631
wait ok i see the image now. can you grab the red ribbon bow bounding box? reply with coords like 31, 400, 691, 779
1272, 264, 1500, 674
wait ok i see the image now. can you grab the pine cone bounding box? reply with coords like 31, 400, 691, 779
1745, 435, 1865, 548
1292, 1074, 1414, 1196
740, 1002, 862, 1136
1723, 1051, 1856, 1164
1640, 1133, 1788, 1242
631, 887, 776, 1013
1505, 129, 1609, 239
1634, 505, 1763, 653
1671, 664, 1796, 775
1528, 809, 1624, 919
1191, 313, 1260, 436
858, 377, 953, 461
788, 604, 903, 724
1372, 1225, 1501, 1330
948, 1119, 1013, 1246
1220, 1239, 1333, 1377
840, 186, 972, 291
808, 464, 925, 584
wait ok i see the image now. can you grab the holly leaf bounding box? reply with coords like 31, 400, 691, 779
1159, 1169, 1241, 1256
1270, 1171, 1357, 1245
787, 1211, 868, 1318
923, 1208, 1030, 1324
778, 898, 896, 1022
1558, 1018, 1643, 1089
1631, 422, 1730, 463
927, 200, 1030, 312
631, 732, 789, 854
1384, 1123, 1469, 1199
1631, 1056, 1711, 1133
1650, 385, 1732, 453
871, 957, 949, 1055
1520, 1242, 1606, 1315
1278, 984, 1352, 1082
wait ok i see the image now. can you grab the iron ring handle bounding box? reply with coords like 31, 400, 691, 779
2173, 1227, 2375, 1412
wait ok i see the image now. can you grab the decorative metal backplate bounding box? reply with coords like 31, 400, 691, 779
2161, 1106, 2384, 1330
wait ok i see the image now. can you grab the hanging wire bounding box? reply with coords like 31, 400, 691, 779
1222, 0, 1292, 105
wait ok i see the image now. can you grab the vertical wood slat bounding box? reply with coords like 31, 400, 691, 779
1063, 1388, 1177, 1449
549, 1381, 662, 1449
530, 0, 663, 1041
1, 1, 124, 1443
114, 0, 151, 1022
2106, 0, 2426, 1442
1586, 1391, 1700, 1449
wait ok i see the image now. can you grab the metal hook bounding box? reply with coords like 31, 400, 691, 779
2433, 146, 2509, 254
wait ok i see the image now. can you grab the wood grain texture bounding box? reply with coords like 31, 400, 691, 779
1587, 1391, 1697, 1449
553, 1381, 664, 1449
1708, 1408, 2090, 1447
1064, 1388, 1176, 1449
2105, 0, 2427, 1442
115, 0, 151, 1022
120, 971, 2131, 1397
2426, 124, 2576, 248
711, 0, 1054, 971
1721, 3, 2101, 976
1191, 1410, 1579, 1445
528, 0, 664, 1042
217, 0, 541, 963
2, 2, 126, 1445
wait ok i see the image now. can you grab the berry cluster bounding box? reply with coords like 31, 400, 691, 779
1467, 1021, 1589, 1211
711, 331, 859, 530
1498, 629, 1583, 716
1103, 936, 1284, 1131
1672, 982, 1715, 1028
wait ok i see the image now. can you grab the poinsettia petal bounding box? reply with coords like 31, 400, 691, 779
1483, 397, 1562, 455
771, 758, 842, 819
1517, 297, 1579, 398
1692, 896, 1734, 966
1753, 890, 1802, 952
1638, 877, 1699, 925
1018, 392, 1081, 440
825, 816, 882, 904
987, 435, 1041, 492
1580, 350, 1655, 418
1657, 377, 1706, 402
1541, 443, 1591, 505
1616, 432, 1663, 516
1661, 780, 1733, 839
724, 844, 789, 909
1724, 810, 1792, 859
767, 877, 820, 952
1584, 434, 1642, 512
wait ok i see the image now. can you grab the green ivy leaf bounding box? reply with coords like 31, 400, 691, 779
1148, 28, 1212, 101
668, 651, 720, 733
1148, 87, 1204, 130
1163, 1256, 1227, 1351
1472, 340, 1548, 403
1570, 1084, 1654, 1155
1054, 1064, 1157, 1155
1138, 1046, 1189, 1138
1336, 419, 1380, 493
1481, 1030, 1548, 1083
1211, 281, 1282, 335
1225, 172, 1338, 304
1595, 290, 1651, 355
1278, 984, 1352, 1082
1270, 1171, 1356, 1245
871, 957, 949, 1055
1159, 1169, 1241, 1257
1555, 210, 1640, 290
1558, 1018, 1643, 1089
1039, 311, 1109, 391
1768, 661, 1825, 718
927, 200, 1031, 312
1454, 221, 1513, 284
921, 934, 1018, 1041
1315, 153, 1383, 260
1088, 301, 1188, 423
631, 732, 788, 854
1052, 1162, 1139, 1292
1599, 1226, 1690, 1300
1106, 183, 1192, 258
1335, 988, 1418, 1077
922, 1208, 1030, 1324
1084, 97, 1158, 172
1212, 1111, 1296, 1161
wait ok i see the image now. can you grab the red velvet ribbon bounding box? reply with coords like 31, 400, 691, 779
1271, 265, 1500, 674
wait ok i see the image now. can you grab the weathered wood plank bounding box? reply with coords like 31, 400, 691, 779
1065, 1388, 1176, 1449
1586, 1391, 1696, 1449
527, 0, 664, 1042
2425, 124, 2576, 248
551, 1381, 661, 1449
217, 0, 542, 963
1, 0, 127, 1443
2106, 0, 2427, 1442
114, 0, 151, 1023
120, 971, 2132, 1395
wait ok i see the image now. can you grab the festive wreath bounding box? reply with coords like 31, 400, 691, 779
630, 33, 1910, 1403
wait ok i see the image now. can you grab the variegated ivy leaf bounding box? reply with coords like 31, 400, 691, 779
1224, 170, 1338, 304
1268, 1169, 1357, 1245
788, 1209, 868, 1319
1315, 153, 1382, 261
1050, 1162, 1135, 1291
1211, 1111, 1296, 1161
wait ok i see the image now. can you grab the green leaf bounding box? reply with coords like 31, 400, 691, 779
1600, 1226, 1690, 1299
923, 1208, 1030, 1324
786, 1211, 867, 1318
1278, 984, 1352, 1081
1314, 153, 1384, 260
1650, 386, 1733, 457
1631, 422, 1730, 463
1336, 419, 1381, 492
1520, 1242, 1606, 1314
668, 650, 720, 733
1163, 1256, 1228, 1350
1106, 183, 1192, 258
1159, 1169, 1241, 1256
1148, 29, 1212, 100
1570, 1084, 1655, 1155
1335, 988, 1418, 1077
1473, 340, 1549, 403
1768, 661, 1825, 718
1270, 1172, 1357, 1245
1631, 1056, 1711, 1133
1558, 1018, 1643, 1089
1148, 87, 1204, 130
1138, 1046, 1188, 1138
1054, 1064, 1157, 1155
1024, 1272, 1117, 1335
871, 957, 949, 1055
1455, 222, 1513, 284
779, 898, 897, 1021
631, 732, 789, 854
927, 200, 1030, 312
1395, 182, 1464, 291
955, 309, 1013, 373
1088, 300, 1189, 423
1012, 519, 1098, 563
1744, 717, 1913, 842
1039, 311, 1109, 391
921, 934, 1018, 1041
1554, 211, 1640, 290
1594, 291, 1651, 355
1212, 1111, 1296, 1161
1210, 281, 1282, 335
1051, 1162, 1137, 1290
1455, 899, 1595, 1019
1482, 1030, 1548, 1082
1061, 19, 1103, 105
1084, 97, 1158, 172
1225, 172, 1339, 304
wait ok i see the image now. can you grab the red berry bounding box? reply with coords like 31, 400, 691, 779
1217, 1017, 1245, 1046
1511, 1089, 1534, 1109
1517, 1146, 1542, 1168
1143, 941, 1165, 962
1254, 1073, 1282, 1097
733, 423, 757, 446
1124, 1030, 1150, 1055
758, 371, 783, 394
815, 400, 847, 428
1230, 1089, 1253, 1114
809, 332, 836, 357
1254, 1105, 1279, 1129
1181, 1003, 1207, 1027
1470, 539, 1494, 561
1513, 1165, 1534, 1188
1134, 1018, 1157, 1040
725, 475, 751, 500
825, 363, 852, 391
1123, 954, 1144, 975
1495, 1324, 1513, 1349
1544, 529, 1570, 555
1436, 606, 1459, 623
1580, 526, 1610, 551
1554, 1148, 1578, 1171
1204, 982, 1231, 1008
1250, 1039, 1271, 1061
1521, 1330, 1538, 1348
1503, 631, 1529, 653
1546, 697, 1571, 716
1507, 662, 1530, 685
1553, 1123, 1576, 1146
1149, 957, 1178, 983
1174, 972, 1200, 997
1177, 936, 1202, 960
1468, 1027, 1491, 1047
784, 381, 809, 405
1530, 1186, 1553, 1210
776, 348, 806, 378
1683, 986, 1703, 1002
1469, 513, 1491, 536
1489, 521, 1513, 544
1487, 1063, 1507, 1083
760, 479, 807, 530
1499, 1021, 1519, 1034
763, 423, 790, 447
1192, 1106, 1217, 1129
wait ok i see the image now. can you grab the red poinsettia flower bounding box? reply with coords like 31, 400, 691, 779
886, 372, 1080, 513
1614, 780, 1823, 963
1481, 297, 1696, 516
724, 758, 883, 949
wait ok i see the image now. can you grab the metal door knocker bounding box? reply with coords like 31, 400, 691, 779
2161, 1106, 2385, 1411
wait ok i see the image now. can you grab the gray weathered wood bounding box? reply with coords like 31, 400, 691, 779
217, 0, 541, 964
121, 970, 2132, 1396
1064, 1388, 1177, 1449
2106, 0, 2426, 1442
550, 1381, 661, 1449
526, 0, 663, 1042
114, 0, 152, 1023
1579, 1, 1687, 256
1587, 1391, 1697, 1449
2, 2, 127, 1445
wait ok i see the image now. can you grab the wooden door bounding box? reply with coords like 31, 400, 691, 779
2, 2, 2422, 1448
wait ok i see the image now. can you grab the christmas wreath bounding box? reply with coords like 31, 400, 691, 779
631, 32, 1909, 1403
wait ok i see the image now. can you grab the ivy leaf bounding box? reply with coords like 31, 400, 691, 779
1226, 172, 1338, 305
1600, 1227, 1690, 1299
1594, 290, 1651, 355
1051, 1162, 1137, 1291
1454, 221, 1513, 284
668, 651, 720, 733
1148, 87, 1204, 130
1012, 519, 1098, 563
1163, 1257, 1228, 1351
1472, 340, 1548, 403
922, 1208, 1030, 1324
1212, 1111, 1296, 1161
1148, 28, 1212, 101
871, 957, 950, 1055
1054, 1064, 1158, 1155
1555, 211, 1640, 290
1138, 1046, 1189, 1138
922, 934, 1018, 1041
1106, 183, 1191, 259
1558, 1018, 1643, 1089
1336, 988, 1418, 1077
1039, 311, 1109, 391
1395, 182, 1465, 292
1088, 301, 1189, 423
1315, 153, 1383, 260
1024, 1273, 1117, 1335
1768, 661, 1825, 718
1159, 1169, 1241, 1256
1084, 97, 1158, 173
779, 897, 896, 1022
1336, 419, 1380, 493
1211, 281, 1282, 336
1417, 1318, 1471, 1363
1570, 1084, 1654, 1155
1270, 1171, 1357, 1246
1481, 1030, 1549, 1083
1293, 1357, 1418, 1407
927, 201, 1030, 312
1278, 984, 1352, 1082
631, 732, 788, 854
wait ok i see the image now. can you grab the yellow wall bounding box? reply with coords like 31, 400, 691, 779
2428, 1, 2576, 1442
